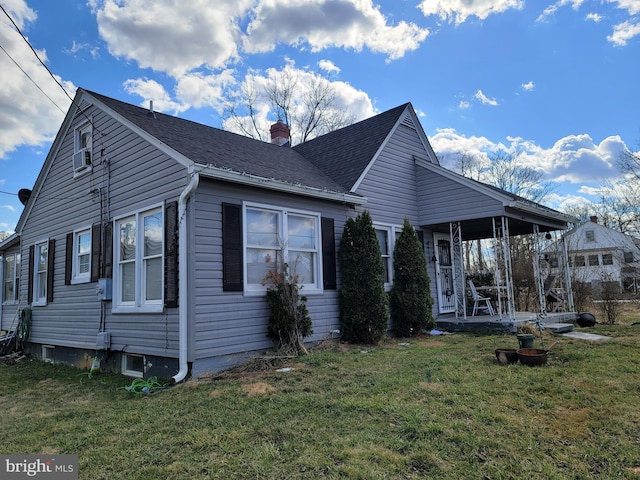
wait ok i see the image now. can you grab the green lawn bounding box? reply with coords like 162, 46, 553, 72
2, 323, 640, 479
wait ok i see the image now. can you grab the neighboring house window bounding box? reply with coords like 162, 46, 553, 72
588, 255, 600, 266
585, 230, 595, 242
602, 254, 613, 265
33, 241, 49, 305
575, 256, 586, 267
244, 203, 321, 293
3, 253, 20, 303
113, 206, 163, 311
567, 256, 573, 267
73, 122, 92, 176
624, 251, 634, 263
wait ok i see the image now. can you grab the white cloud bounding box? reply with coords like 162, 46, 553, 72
91, 0, 250, 77
474, 89, 499, 106
431, 128, 630, 187
244, 0, 429, 61
521, 81, 535, 91
458, 100, 470, 109
122, 79, 189, 114
607, 20, 640, 45
585, 12, 603, 22
610, 0, 640, 16
64, 40, 100, 59
318, 59, 340, 74
418, 0, 524, 25
1, 204, 16, 212
91, 0, 428, 79
175, 70, 236, 113
537, 0, 584, 22
0, 0, 74, 159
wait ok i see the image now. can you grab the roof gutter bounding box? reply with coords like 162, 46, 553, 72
173, 168, 199, 383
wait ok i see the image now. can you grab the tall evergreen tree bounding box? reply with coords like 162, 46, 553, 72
390, 218, 434, 337
338, 211, 389, 344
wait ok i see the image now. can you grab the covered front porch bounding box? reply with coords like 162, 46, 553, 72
415, 159, 577, 332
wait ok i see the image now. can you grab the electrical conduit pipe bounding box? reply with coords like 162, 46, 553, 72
173, 169, 199, 383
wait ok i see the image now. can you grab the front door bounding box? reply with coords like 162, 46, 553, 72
434, 233, 456, 314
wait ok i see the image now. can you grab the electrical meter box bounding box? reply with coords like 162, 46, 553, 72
96, 331, 111, 350
96, 278, 112, 301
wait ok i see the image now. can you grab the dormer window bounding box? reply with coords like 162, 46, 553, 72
585, 230, 595, 242
73, 123, 93, 177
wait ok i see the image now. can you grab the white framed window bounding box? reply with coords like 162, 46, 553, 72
3, 252, 20, 303
602, 254, 613, 265
374, 223, 406, 288
113, 206, 164, 312
243, 203, 321, 294
73, 122, 92, 176
71, 228, 91, 284
33, 241, 49, 306
122, 353, 144, 378
585, 230, 595, 242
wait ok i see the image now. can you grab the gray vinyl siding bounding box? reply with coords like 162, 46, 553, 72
351, 122, 438, 317
353, 123, 422, 226
190, 179, 352, 363
416, 167, 505, 226
19, 103, 187, 357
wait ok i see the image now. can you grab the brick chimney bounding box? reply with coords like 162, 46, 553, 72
590, 215, 598, 223
270, 120, 290, 146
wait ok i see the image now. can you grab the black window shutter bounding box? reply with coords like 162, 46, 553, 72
65, 232, 73, 285
91, 223, 101, 282
28, 245, 34, 304
103, 222, 113, 278
46, 239, 55, 303
164, 201, 179, 308
417, 230, 425, 249
222, 203, 243, 291
321, 217, 337, 290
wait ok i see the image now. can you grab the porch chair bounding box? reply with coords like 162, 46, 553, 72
468, 280, 496, 316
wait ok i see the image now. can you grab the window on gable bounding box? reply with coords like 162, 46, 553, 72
113, 206, 164, 311
73, 123, 93, 176
244, 204, 321, 293
585, 230, 595, 242
3, 253, 20, 303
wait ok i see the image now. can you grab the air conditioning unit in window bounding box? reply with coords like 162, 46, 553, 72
72, 148, 92, 172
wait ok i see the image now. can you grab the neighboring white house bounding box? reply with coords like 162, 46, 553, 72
549, 216, 640, 293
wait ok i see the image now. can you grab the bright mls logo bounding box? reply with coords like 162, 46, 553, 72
1, 455, 78, 479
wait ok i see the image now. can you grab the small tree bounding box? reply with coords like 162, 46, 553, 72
264, 261, 312, 355
390, 219, 434, 337
338, 211, 389, 344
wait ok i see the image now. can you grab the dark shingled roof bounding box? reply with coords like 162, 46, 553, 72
85, 89, 351, 195
293, 103, 410, 190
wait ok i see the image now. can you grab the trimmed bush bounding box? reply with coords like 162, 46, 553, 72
389, 219, 434, 336
338, 211, 389, 344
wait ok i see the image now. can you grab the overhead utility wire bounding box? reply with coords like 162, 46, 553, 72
0, 42, 67, 115
0, 4, 105, 136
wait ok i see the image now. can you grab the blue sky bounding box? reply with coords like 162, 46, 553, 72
1, 0, 639, 233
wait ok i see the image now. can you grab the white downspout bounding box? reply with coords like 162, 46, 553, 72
173, 169, 199, 383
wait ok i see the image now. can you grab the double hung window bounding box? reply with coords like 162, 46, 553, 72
244, 204, 320, 293
3, 253, 20, 303
33, 241, 48, 305
114, 207, 163, 311
72, 228, 91, 283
